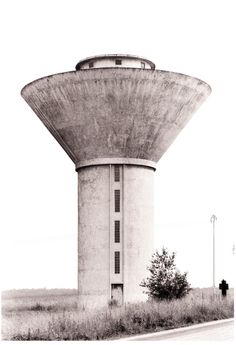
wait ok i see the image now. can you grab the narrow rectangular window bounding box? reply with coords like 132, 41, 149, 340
115, 59, 122, 65
141, 62, 145, 69
114, 165, 120, 182
114, 220, 120, 243
115, 251, 120, 274
114, 190, 120, 212
89, 62, 94, 68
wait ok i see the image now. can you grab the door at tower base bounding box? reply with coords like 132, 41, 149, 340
77, 164, 154, 309
111, 284, 123, 306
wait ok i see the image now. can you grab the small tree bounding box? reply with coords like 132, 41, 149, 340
140, 248, 191, 300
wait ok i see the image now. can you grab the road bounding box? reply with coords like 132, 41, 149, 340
118, 318, 234, 341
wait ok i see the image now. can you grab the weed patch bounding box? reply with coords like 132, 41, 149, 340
2, 288, 234, 340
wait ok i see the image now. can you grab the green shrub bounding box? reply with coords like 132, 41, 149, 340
141, 248, 191, 300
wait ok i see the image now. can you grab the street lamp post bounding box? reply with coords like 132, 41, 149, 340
210, 214, 217, 288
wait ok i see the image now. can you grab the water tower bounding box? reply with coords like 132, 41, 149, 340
21, 54, 211, 308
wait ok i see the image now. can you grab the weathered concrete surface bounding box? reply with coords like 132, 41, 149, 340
123, 165, 154, 303
21, 68, 211, 167
77, 165, 110, 308
77, 164, 154, 308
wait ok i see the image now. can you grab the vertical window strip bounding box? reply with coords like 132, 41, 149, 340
114, 251, 120, 274
114, 165, 120, 182
114, 220, 120, 243
114, 190, 120, 212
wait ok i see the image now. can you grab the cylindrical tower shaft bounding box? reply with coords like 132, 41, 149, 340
77, 164, 154, 308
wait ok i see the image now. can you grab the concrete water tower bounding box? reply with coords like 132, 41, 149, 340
21, 54, 211, 308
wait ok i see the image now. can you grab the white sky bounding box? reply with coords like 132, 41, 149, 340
1, 0, 235, 290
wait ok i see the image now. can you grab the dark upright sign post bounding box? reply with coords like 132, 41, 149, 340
219, 279, 229, 297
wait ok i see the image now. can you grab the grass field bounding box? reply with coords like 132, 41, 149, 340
1, 288, 234, 340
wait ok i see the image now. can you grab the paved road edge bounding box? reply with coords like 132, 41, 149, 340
113, 318, 234, 341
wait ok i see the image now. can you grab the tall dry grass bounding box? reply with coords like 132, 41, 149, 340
1, 288, 234, 340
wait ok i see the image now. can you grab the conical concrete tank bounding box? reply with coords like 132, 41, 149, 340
21, 55, 211, 308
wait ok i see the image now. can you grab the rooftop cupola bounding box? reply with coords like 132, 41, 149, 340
75, 54, 156, 70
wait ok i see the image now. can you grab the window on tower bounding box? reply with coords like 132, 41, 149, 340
114, 190, 120, 212
114, 220, 120, 243
114, 251, 120, 274
89, 62, 94, 68
115, 59, 122, 65
114, 165, 120, 182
